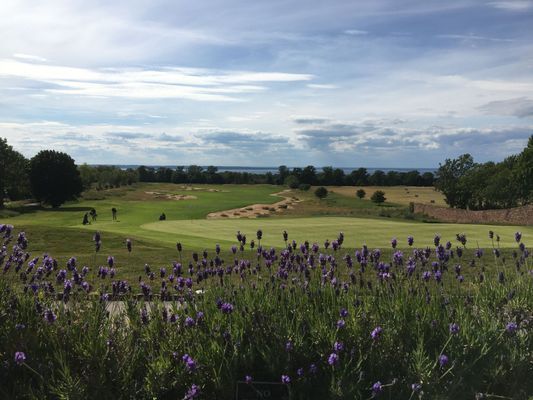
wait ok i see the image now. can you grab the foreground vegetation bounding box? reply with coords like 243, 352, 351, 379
1, 223, 531, 399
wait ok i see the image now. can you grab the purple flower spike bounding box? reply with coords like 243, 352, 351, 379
281, 375, 291, 384
371, 326, 383, 341
14, 352, 26, 365
221, 302, 234, 314
185, 384, 200, 399
328, 352, 339, 366
285, 340, 293, 352
449, 323, 460, 335
506, 322, 518, 334
372, 381, 383, 395
245, 375, 253, 384
438, 354, 449, 368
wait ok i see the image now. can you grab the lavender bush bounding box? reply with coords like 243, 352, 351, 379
0, 224, 531, 399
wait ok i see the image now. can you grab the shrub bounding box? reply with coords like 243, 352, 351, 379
314, 186, 328, 199
371, 190, 386, 204
299, 183, 311, 191
284, 175, 300, 189
356, 189, 366, 199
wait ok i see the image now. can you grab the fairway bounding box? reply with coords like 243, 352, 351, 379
142, 216, 532, 249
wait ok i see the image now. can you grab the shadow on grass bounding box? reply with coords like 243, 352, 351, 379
7, 205, 94, 215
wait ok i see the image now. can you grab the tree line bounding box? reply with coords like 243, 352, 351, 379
137, 165, 436, 187
2, 134, 530, 210
435, 135, 532, 210
0, 138, 137, 208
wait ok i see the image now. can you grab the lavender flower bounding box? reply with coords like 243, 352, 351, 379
371, 326, 383, 341
328, 352, 339, 366
515, 232, 522, 243
309, 363, 318, 374
182, 354, 197, 372
245, 375, 253, 384
391, 238, 397, 249
505, 322, 518, 334
14, 352, 26, 365
333, 341, 344, 352
449, 323, 460, 335
438, 354, 449, 368
44, 309, 57, 324
411, 383, 422, 392
281, 375, 291, 384
336, 319, 346, 329
407, 236, 414, 246
339, 308, 348, 318
185, 384, 200, 399
220, 302, 234, 314
285, 340, 294, 352
372, 381, 383, 395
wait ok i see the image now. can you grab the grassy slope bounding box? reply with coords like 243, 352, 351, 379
142, 216, 532, 249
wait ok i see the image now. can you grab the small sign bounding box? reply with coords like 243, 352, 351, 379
235, 380, 289, 400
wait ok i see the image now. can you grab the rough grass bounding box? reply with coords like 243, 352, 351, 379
328, 186, 447, 206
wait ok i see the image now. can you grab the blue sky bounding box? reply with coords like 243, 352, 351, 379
0, 0, 532, 167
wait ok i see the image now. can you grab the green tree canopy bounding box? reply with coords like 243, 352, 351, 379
29, 150, 83, 208
370, 190, 386, 204
314, 186, 328, 199
0, 138, 31, 208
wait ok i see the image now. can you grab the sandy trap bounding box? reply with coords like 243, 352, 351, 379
207, 190, 302, 219
145, 191, 197, 200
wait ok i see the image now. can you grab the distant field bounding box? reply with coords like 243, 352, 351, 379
2, 183, 529, 256
327, 185, 447, 206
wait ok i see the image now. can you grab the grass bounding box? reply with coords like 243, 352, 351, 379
142, 216, 532, 249
328, 186, 447, 206
2, 183, 530, 255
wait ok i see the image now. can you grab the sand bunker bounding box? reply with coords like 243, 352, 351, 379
178, 186, 226, 193
207, 190, 302, 219
145, 191, 197, 201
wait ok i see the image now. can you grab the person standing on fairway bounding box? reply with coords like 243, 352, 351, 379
112, 207, 117, 221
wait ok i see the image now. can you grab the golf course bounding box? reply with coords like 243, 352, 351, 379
3, 182, 530, 257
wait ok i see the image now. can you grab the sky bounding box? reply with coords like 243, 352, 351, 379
0, 0, 532, 167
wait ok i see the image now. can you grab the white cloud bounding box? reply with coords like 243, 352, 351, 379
488, 1, 533, 10
344, 29, 368, 35
13, 53, 48, 62
0, 58, 313, 102
307, 84, 338, 89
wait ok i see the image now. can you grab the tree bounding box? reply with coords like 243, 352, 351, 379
356, 189, 366, 199
371, 190, 386, 204
315, 186, 328, 199
0, 138, 31, 208
284, 175, 300, 189
29, 150, 83, 208
300, 165, 317, 185
434, 154, 475, 208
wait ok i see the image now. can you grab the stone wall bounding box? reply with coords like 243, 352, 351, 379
413, 203, 533, 225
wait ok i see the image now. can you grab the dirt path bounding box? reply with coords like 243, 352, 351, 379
207, 190, 303, 219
